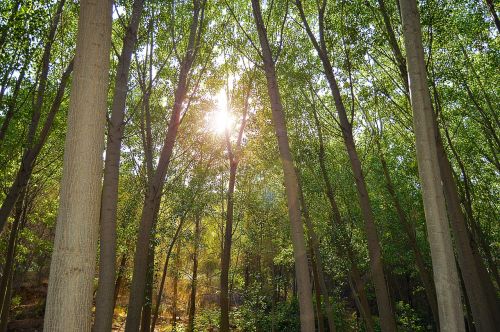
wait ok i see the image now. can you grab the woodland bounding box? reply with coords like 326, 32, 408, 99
0, 0, 498, 331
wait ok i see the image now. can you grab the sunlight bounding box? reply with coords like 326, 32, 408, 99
209, 89, 234, 135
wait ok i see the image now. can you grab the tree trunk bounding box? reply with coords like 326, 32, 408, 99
297, 173, 337, 332
311, 256, 325, 332
295, 2, 397, 329
151, 215, 187, 331
483, 0, 500, 33
399, 0, 465, 330
220, 162, 237, 332
171, 241, 182, 329
43, 0, 112, 330
187, 214, 201, 332
0, 188, 26, 330
251, 1, 315, 330
93, 1, 144, 331
113, 253, 128, 310
310, 99, 375, 332
124, 3, 204, 329
140, 246, 155, 332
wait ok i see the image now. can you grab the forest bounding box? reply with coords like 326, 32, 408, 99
0, 0, 498, 331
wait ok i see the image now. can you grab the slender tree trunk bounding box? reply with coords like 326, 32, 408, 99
311, 256, 325, 332
376, 0, 408, 93
310, 103, 375, 332
251, 1, 315, 330
171, 241, 182, 329
125, 3, 204, 329
140, 247, 155, 332
93, 1, 144, 331
43, 1, 112, 330
113, 253, 128, 310
0, 188, 26, 330
151, 216, 187, 331
295, 2, 397, 329
187, 214, 201, 332
220, 162, 237, 332
297, 173, 337, 332
399, 1, 465, 330
483, 0, 500, 33
0, 271, 13, 332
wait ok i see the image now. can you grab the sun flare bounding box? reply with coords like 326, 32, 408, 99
209, 89, 234, 134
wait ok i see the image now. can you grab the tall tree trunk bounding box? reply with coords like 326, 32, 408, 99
150, 215, 187, 331
376, 140, 439, 325
93, 1, 144, 330
376, 0, 408, 93
187, 214, 201, 332
43, 0, 112, 330
171, 241, 182, 329
124, 3, 204, 330
297, 172, 337, 332
310, 97, 375, 332
251, 1, 315, 330
311, 256, 326, 332
0, 188, 26, 330
140, 246, 155, 332
113, 253, 128, 310
399, 0, 465, 330
220, 162, 237, 332
220, 80, 250, 332
483, 0, 500, 33
295, 2, 397, 329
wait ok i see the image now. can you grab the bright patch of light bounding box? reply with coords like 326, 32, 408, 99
208, 89, 234, 135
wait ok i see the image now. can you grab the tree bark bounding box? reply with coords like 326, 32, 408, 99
399, 0, 465, 330
93, 1, 144, 331
171, 241, 182, 329
43, 0, 112, 330
187, 214, 201, 332
251, 1, 315, 330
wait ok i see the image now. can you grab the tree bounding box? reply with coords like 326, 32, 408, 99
399, 0, 465, 330
93, 0, 144, 330
251, 0, 315, 330
220, 77, 251, 332
43, 0, 112, 330
295, 1, 398, 329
